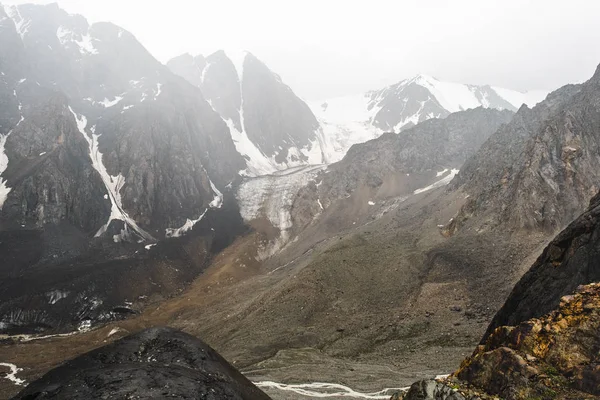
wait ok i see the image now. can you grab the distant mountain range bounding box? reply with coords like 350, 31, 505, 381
310, 74, 548, 162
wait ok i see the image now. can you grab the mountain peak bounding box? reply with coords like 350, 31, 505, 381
592, 62, 600, 82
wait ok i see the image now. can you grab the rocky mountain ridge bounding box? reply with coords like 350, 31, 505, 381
310, 74, 548, 162
168, 50, 328, 176
446, 64, 600, 235
0, 2, 245, 239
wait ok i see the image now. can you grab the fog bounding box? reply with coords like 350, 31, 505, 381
4, 0, 600, 99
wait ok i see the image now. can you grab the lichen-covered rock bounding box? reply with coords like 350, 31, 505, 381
453, 283, 600, 399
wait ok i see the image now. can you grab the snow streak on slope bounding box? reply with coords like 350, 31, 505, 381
0, 133, 12, 209
164, 178, 223, 238
0, 115, 23, 209
99, 96, 123, 107
165, 209, 207, 238
414, 168, 459, 194
0, 362, 25, 386
69, 107, 154, 241
237, 165, 326, 259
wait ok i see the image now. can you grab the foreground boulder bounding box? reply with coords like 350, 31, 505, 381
12, 327, 271, 400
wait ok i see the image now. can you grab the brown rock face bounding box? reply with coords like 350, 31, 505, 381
455, 283, 600, 399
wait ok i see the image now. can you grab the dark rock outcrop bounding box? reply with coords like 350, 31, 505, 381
12, 327, 271, 399
168, 50, 325, 173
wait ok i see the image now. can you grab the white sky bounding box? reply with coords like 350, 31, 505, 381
4, 0, 600, 100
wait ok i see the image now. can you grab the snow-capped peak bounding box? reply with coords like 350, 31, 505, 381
309, 75, 550, 163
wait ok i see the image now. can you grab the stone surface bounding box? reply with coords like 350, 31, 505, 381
12, 327, 272, 399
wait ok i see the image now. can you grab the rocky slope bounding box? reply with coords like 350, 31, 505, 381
0, 3, 248, 334
310, 75, 548, 162
284, 107, 513, 241
400, 191, 600, 400
12, 327, 271, 399
168, 51, 327, 175
0, 2, 245, 238
157, 63, 600, 387
447, 65, 600, 235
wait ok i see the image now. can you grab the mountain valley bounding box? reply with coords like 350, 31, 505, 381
0, 2, 599, 400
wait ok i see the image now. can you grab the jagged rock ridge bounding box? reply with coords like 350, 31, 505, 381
309, 74, 548, 162
168, 50, 328, 176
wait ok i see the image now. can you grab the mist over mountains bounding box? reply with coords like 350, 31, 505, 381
1, 2, 600, 400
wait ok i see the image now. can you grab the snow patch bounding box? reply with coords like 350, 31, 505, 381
56, 26, 98, 55
99, 96, 123, 107
0, 132, 12, 209
108, 327, 121, 337
69, 107, 153, 241
0, 363, 25, 386
436, 168, 449, 177
414, 168, 459, 194
368, 201, 375, 206
0, 116, 23, 209
165, 209, 207, 238
78, 319, 92, 332
209, 179, 223, 208
154, 83, 162, 99
491, 86, 548, 108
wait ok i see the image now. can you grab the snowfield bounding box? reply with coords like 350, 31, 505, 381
237, 165, 326, 258
0, 362, 26, 386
